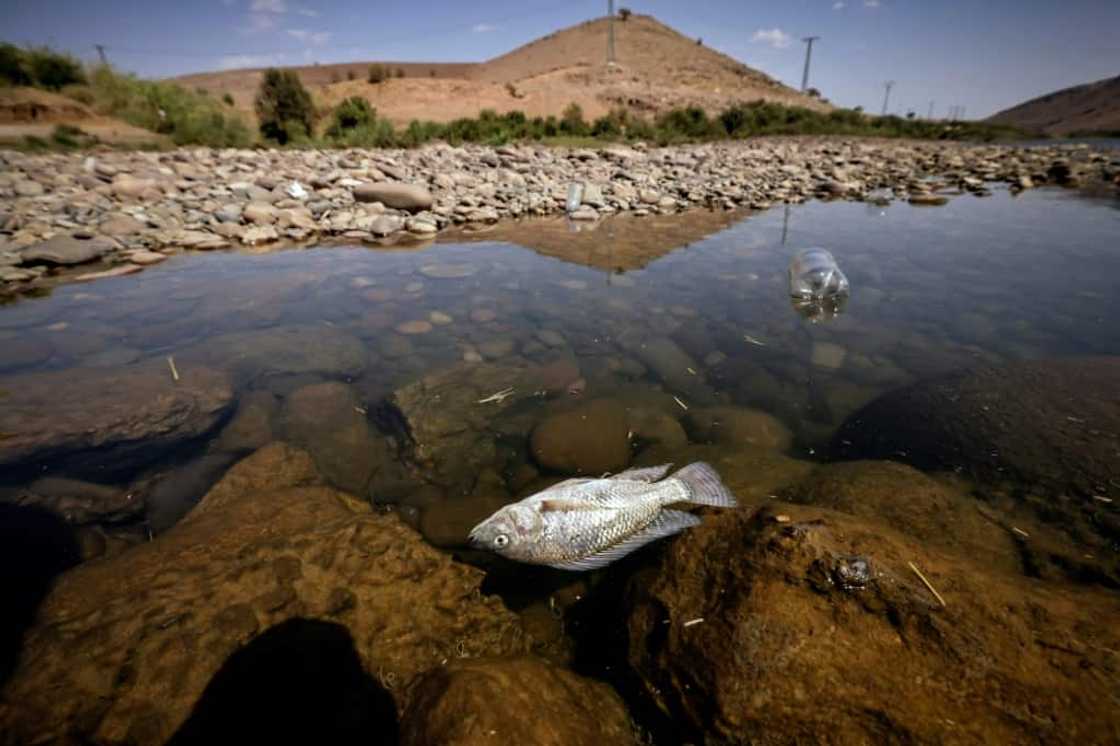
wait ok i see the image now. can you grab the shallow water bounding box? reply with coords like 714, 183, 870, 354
2, 188, 1119, 535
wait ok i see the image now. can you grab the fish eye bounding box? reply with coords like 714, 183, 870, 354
493, 534, 509, 549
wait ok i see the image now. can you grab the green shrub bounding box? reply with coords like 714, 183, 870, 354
655, 105, 719, 141
560, 103, 587, 136
222, 92, 234, 106
0, 43, 32, 86
367, 64, 387, 84
25, 46, 85, 90
75, 64, 252, 147
325, 96, 375, 137
254, 68, 315, 144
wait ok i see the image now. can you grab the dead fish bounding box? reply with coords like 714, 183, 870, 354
468, 462, 735, 571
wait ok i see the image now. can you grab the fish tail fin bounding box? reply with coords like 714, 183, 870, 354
675, 462, 737, 508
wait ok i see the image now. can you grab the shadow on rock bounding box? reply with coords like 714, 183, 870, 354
169, 618, 398, 746
0, 503, 80, 688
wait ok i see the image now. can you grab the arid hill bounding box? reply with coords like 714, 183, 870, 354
986, 74, 1120, 136
0, 87, 165, 147
176, 14, 825, 127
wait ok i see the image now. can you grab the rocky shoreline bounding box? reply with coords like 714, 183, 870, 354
1, 138, 1117, 297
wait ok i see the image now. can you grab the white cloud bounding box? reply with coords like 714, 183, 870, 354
250, 0, 287, 12
472, 23, 497, 33
217, 53, 285, 70
245, 13, 277, 32
864, 0, 881, 7
296, 7, 319, 17
833, 1, 846, 8
287, 29, 330, 45
750, 28, 792, 49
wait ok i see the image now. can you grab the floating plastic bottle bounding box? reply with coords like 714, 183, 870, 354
565, 182, 584, 214
788, 248, 850, 300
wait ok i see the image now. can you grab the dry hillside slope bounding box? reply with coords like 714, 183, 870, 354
986, 75, 1120, 135
176, 14, 825, 127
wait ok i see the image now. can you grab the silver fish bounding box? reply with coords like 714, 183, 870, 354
468, 462, 736, 571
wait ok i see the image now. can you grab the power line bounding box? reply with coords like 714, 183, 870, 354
94, 44, 108, 65
800, 36, 820, 93
881, 80, 895, 116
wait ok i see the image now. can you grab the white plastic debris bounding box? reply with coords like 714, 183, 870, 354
286, 181, 309, 200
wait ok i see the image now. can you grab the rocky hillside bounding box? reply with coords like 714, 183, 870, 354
176, 14, 823, 126
986, 74, 1120, 135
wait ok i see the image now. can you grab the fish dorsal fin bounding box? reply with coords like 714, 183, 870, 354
548, 509, 701, 571
609, 463, 673, 482
540, 498, 602, 513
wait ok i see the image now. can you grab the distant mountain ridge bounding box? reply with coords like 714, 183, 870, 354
175, 14, 825, 126
986, 75, 1120, 136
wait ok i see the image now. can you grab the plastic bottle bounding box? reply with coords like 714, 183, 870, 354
788, 248, 850, 299
565, 182, 584, 214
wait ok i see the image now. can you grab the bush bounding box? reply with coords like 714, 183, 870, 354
254, 68, 315, 144
78, 64, 252, 147
367, 64, 387, 84
222, 92, 234, 106
656, 105, 719, 141
325, 96, 374, 136
560, 103, 587, 136
0, 44, 85, 90
346, 69, 356, 81
0, 43, 32, 86
395, 67, 405, 78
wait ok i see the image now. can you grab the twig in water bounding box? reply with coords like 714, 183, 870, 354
682, 618, 705, 628
673, 395, 688, 411
166, 356, 180, 382
477, 387, 515, 404
908, 561, 946, 608
744, 334, 767, 347
1011, 526, 1030, 538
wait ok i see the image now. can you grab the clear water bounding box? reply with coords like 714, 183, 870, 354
1, 187, 1119, 540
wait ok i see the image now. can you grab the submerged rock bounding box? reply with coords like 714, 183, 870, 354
685, 405, 793, 452
280, 382, 403, 497
2, 477, 144, 525
626, 504, 1120, 744
0, 443, 527, 744
530, 399, 632, 475
182, 326, 367, 386
19, 235, 114, 266
0, 360, 234, 477
401, 657, 637, 746
832, 357, 1120, 547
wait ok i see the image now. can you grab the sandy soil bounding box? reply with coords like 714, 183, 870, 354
0, 87, 166, 147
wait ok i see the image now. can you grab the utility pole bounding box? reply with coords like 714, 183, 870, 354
94, 44, 108, 66
927, 100, 935, 120
607, 0, 616, 65
959, 105, 966, 121
881, 80, 895, 116
800, 36, 820, 93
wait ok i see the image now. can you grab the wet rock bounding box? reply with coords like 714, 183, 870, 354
0, 443, 527, 745
183, 326, 366, 386
627, 407, 687, 451
810, 340, 846, 369
909, 193, 950, 206
401, 657, 637, 746
379, 361, 542, 489
832, 357, 1120, 543
127, 250, 167, 266
0, 360, 234, 476
419, 263, 478, 279
618, 334, 717, 404
212, 390, 278, 455
281, 382, 398, 496
783, 460, 1019, 574
685, 406, 793, 452
395, 320, 433, 335
74, 263, 143, 282
626, 505, 1120, 744
20, 235, 114, 266
3, 477, 144, 525
353, 182, 433, 212
531, 399, 631, 475
144, 450, 241, 532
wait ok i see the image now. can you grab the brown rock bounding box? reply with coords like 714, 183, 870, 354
401, 657, 637, 746
530, 399, 631, 475
0, 360, 234, 475
627, 505, 1120, 744
99, 214, 146, 236
353, 182, 433, 211
20, 235, 113, 266
0, 444, 527, 744
685, 405, 793, 451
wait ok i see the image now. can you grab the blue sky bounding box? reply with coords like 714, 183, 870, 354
4, 0, 1118, 118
